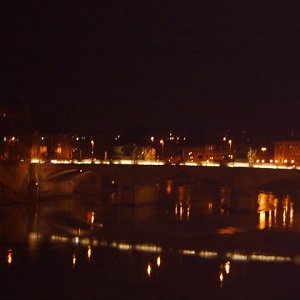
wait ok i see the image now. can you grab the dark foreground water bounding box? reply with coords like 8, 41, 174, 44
1, 184, 300, 299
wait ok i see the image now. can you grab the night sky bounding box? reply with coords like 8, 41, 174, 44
2, 1, 300, 137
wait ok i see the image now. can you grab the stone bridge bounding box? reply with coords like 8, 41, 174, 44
32, 163, 300, 189
31, 163, 300, 211
1, 162, 300, 210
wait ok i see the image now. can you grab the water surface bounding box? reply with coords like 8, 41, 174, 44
1, 183, 300, 299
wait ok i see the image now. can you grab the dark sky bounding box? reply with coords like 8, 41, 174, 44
2, 1, 300, 136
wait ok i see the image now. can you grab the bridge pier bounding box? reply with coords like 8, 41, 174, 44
230, 190, 258, 213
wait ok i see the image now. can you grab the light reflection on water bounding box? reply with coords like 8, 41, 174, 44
5, 232, 299, 295
168, 181, 297, 231
1, 183, 300, 298
166, 179, 172, 195
167, 180, 229, 221
87, 244, 92, 260
257, 192, 294, 229
72, 252, 77, 267
146, 263, 152, 278
173, 185, 191, 221
7, 248, 12, 265
219, 261, 231, 288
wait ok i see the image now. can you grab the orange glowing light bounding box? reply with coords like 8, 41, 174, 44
157, 256, 161, 267
224, 261, 230, 274
166, 180, 172, 195
72, 253, 76, 267
258, 211, 266, 230
147, 264, 152, 277
87, 245, 92, 260
7, 249, 12, 265
219, 272, 224, 286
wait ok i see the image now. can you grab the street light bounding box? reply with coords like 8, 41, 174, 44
91, 139, 95, 162
261, 147, 267, 163
228, 139, 232, 160
160, 139, 164, 160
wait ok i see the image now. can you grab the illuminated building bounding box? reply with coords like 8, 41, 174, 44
274, 141, 300, 164
30, 133, 72, 161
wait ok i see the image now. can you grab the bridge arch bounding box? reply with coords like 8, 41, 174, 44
259, 178, 300, 194
45, 169, 79, 181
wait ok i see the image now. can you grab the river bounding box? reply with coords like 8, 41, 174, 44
0, 181, 300, 299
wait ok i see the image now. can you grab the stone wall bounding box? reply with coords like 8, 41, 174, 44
0, 162, 30, 201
